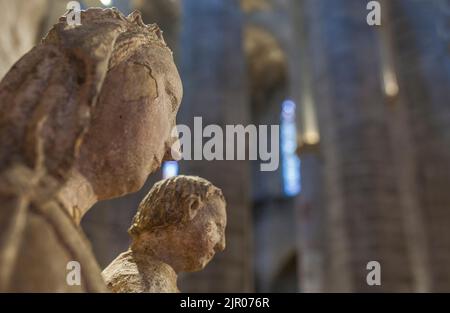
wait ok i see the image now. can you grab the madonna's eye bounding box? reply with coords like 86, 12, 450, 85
215, 222, 225, 233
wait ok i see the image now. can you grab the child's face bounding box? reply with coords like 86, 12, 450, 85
167, 196, 227, 273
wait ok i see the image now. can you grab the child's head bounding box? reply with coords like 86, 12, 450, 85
129, 175, 226, 272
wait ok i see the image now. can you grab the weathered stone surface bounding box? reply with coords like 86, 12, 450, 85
103, 176, 226, 293
0, 8, 182, 292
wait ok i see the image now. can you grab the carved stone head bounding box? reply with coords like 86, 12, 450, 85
74, 9, 183, 200
0, 8, 182, 200
129, 175, 227, 272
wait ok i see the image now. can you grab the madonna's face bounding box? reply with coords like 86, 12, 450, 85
78, 43, 183, 200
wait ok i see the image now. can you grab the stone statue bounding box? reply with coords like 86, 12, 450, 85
0, 8, 182, 292
103, 176, 227, 293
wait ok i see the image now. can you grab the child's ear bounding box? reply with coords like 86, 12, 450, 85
187, 196, 202, 220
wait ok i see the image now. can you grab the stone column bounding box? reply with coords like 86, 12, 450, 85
389, 0, 450, 292
242, 1, 302, 292
289, 0, 325, 292
302, 0, 416, 292
177, 0, 253, 292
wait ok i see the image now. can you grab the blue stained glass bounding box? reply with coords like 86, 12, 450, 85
281, 100, 301, 196
162, 161, 179, 179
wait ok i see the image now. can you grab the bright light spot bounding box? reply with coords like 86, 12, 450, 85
300, 94, 320, 146
281, 100, 301, 197
303, 131, 320, 145
383, 69, 399, 97
100, 0, 112, 6
162, 161, 179, 179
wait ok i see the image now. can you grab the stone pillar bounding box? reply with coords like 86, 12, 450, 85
389, 0, 450, 292
302, 0, 416, 292
295, 153, 325, 292
177, 0, 253, 292
242, 1, 301, 292
289, 0, 326, 293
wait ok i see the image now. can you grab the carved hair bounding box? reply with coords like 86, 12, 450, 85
129, 175, 225, 237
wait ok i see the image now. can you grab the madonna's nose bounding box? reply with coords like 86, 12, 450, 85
214, 235, 226, 252
162, 136, 181, 161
